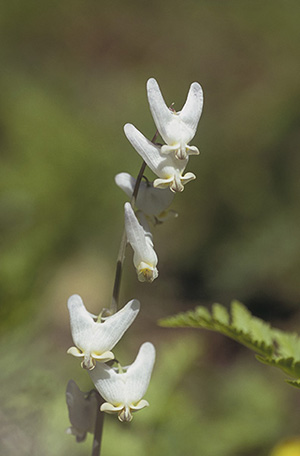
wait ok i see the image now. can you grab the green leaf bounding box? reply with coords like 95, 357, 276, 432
159, 300, 300, 388
286, 379, 300, 388
212, 303, 230, 326
272, 329, 300, 360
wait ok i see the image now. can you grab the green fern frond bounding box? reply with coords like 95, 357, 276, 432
159, 301, 300, 388
286, 379, 300, 388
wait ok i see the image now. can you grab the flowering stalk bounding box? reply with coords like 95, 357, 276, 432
66, 78, 202, 456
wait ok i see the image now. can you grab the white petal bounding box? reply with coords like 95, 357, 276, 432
179, 82, 203, 134
114, 172, 136, 199
130, 399, 149, 410
125, 342, 155, 404
147, 78, 203, 158
89, 342, 155, 407
124, 203, 158, 274
124, 123, 164, 174
137, 262, 158, 283
115, 172, 174, 217
147, 78, 203, 145
67, 346, 84, 357
147, 78, 175, 144
154, 169, 196, 193
100, 402, 123, 414
136, 211, 153, 245
90, 299, 140, 351
89, 363, 124, 406
186, 145, 200, 156
181, 171, 196, 185
124, 124, 188, 180
68, 295, 140, 358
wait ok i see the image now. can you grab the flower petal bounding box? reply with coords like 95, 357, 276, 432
115, 172, 174, 217
100, 403, 123, 414
147, 78, 203, 160
147, 78, 203, 145
179, 82, 203, 134
68, 295, 140, 366
130, 399, 149, 411
154, 169, 196, 193
90, 298, 140, 351
124, 123, 164, 174
89, 363, 123, 407
147, 77, 175, 144
66, 380, 98, 437
124, 203, 158, 282
181, 171, 196, 185
89, 342, 155, 408
114, 172, 136, 197
67, 346, 84, 357
124, 124, 189, 187
125, 342, 156, 404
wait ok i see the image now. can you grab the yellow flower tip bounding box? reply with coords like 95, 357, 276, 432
138, 268, 154, 282
137, 263, 158, 283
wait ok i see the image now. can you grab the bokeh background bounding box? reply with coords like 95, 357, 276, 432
1, 1, 300, 455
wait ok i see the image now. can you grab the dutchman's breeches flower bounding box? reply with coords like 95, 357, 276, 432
89, 342, 156, 422
66, 380, 98, 442
147, 78, 203, 160
124, 202, 158, 282
67, 294, 140, 370
124, 123, 196, 193
115, 172, 176, 223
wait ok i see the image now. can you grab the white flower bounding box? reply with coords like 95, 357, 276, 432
115, 172, 176, 223
147, 78, 203, 160
65, 380, 98, 442
124, 123, 196, 193
124, 202, 158, 282
67, 294, 140, 370
89, 342, 155, 422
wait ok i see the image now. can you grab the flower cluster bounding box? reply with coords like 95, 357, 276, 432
117, 78, 203, 283
66, 77, 203, 443
123, 78, 203, 193
67, 295, 155, 423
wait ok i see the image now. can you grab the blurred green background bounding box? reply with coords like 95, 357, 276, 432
1, 1, 300, 455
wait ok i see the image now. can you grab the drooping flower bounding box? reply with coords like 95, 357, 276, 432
89, 342, 156, 422
124, 123, 196, 193
124, 202, 158, 282
65, 380, 98, 442
67, 294, 140, 370
115, 172, 177, 223
147, 77, 203, 160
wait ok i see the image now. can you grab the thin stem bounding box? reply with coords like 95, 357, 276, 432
91, 392, 105, 456
110, 230, 126, 314
110, 129, 159, 313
